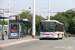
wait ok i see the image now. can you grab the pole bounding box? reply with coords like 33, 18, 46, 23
8, 0, 10, 38
17, 18, 18, 38
8, 0, 10, 16
48, 0, 50, 20
32, 0, 35, 38
2, 13, 4, 40
16, 16, 19, 39
2, 25, 4, 40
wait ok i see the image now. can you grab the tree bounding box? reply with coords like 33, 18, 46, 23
2, 19, 7, 25
18, 11, 46, 35
35, 15, 46, 34
50, 9, 75, 34
19, 11, 32, 35
51, 12, 69, 31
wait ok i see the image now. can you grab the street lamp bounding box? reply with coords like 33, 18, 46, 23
48, 0, 50, 20
29, 7, 31, 9
8, 0, 10, 38
32, 0, 35, 38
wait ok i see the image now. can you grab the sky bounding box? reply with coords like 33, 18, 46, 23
0, 0, 75, 19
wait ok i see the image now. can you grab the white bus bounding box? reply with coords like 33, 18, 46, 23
39, 20, 64, 40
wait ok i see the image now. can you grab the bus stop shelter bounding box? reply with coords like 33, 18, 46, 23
9, 20, 30, 38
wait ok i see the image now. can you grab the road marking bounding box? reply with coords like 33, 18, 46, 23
0, 39, 39, 48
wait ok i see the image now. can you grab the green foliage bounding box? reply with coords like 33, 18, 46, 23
2, 19, 7, 25
35, 15, 46, 33
70, 35, 73, 37
18, 11, 46, 35
0, 20, 2, 24
64, 30, 67, 37
51, 12, 69, 31
50, 9, 75, 34
19, 11, 32, 21
17, 9, 75, 35
0, 19, 7, 25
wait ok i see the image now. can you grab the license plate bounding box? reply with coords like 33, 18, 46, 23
46, 36, 50, 38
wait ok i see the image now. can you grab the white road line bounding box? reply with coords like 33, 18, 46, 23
0, 39, 39, 48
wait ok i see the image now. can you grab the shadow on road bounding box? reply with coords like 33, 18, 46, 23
34, 37, 63, 40
39, 38, 62, 40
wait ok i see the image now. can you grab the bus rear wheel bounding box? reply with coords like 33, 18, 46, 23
57, 35, 59, 40
61, 35, 63, 39
39, 38, 43, 40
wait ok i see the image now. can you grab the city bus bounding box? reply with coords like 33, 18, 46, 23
39, 20, 64, 40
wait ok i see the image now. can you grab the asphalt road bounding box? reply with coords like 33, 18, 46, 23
1, 38, 75, 50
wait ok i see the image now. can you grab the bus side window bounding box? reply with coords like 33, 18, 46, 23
56, 24, 59, 31
56, 24, 63, 32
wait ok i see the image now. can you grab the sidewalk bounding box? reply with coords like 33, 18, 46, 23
0, 35, 39, 48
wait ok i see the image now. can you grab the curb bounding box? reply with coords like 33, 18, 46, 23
0, 39, 39, 48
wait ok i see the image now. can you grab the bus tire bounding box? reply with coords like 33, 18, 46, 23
57, 34, 59, 40
8, 38, 10, 39
39, 38, 42, 40
61, 35, 63, 39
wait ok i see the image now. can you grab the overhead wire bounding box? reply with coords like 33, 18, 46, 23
9, 0, 70, 14
10, 0, 20, 10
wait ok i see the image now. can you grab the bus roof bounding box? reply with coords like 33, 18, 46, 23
41, 20, 63, 25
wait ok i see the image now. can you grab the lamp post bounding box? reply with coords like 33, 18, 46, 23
32, 0, 35, 38
1, 13, 4, 40
8, 0, 10, 38
48, 0, 50, 20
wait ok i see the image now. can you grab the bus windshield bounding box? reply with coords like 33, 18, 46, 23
41, 24, 56, 32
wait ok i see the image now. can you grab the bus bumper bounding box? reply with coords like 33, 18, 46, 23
40, 35, 60, 38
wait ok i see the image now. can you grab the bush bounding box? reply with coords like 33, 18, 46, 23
64, 30, 67, 37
